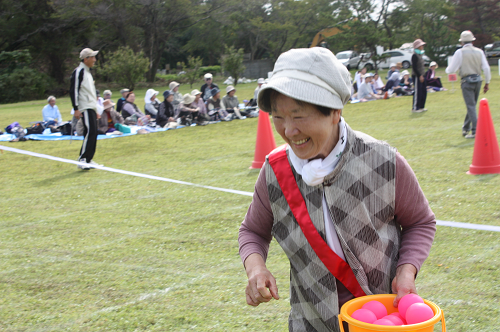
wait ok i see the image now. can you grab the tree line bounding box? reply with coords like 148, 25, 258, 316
0, 0, 498, 103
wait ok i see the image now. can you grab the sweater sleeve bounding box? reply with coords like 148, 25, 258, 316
238, 166, 274, 266
394, 152, 436, 272
412, 54, 422, 77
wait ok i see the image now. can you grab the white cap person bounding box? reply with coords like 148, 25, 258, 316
239, 47, 436, 330
201, 73, 219, 102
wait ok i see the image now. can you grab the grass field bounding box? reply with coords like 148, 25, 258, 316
1, 68, 499, 331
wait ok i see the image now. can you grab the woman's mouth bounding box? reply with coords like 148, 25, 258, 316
292, 138, 310, 145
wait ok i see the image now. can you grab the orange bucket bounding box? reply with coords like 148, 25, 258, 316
338, 294, 446, 332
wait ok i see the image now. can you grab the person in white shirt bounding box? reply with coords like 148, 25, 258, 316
70, 48, 102, 170
446, 30, 491, 139
358, 73, 383, 101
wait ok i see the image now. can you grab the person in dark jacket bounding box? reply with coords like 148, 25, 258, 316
200, 73, 219, 102
411, 39, 427, 113
157, 90, 177, 128
116, 89, 129, 114
425, 61, 444, 90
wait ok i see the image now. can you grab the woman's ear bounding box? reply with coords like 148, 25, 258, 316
332, 109, 342, 124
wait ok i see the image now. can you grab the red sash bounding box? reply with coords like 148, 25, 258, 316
268, 149, 366, 298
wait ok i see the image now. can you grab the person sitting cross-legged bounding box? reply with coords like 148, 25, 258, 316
358, 73, 384, 101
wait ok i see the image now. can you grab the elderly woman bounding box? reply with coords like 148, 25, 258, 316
221, 85, 246, 119
157, 90, 177, 128
238, 48, 436, 332
169, 81, 183, 115
425, 62, 445, 91
207, 88, 230, 121
121, 91, 150, 125
191, 89, 210, 124
144, 89, 161, 119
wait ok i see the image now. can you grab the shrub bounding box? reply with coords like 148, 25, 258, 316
0, 67, 53, 104
100, 47, 149, 90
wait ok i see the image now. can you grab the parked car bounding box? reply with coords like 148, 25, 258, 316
485, 41, 500, 58
359, 49, 430, 70
335, 50, 361, 70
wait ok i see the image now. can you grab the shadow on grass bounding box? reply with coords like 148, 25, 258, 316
33, 170, 87, 187
470, 173, 499, 182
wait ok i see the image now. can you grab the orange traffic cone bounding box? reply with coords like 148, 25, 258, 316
250, 110, 277, 169
468, 98, 500, 174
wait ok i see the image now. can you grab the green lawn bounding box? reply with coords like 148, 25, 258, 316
0, 68, 499, 331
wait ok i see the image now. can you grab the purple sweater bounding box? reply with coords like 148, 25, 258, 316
238, 152, 436, 306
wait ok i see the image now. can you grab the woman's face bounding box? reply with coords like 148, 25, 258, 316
151, 94, 157, 102
272, 94, 341, 160
167, 94, 174, 102
194, 93, 201, 102
173, 86, 179, 92
228, 90, 236, 97
360, 67, 367, 74
431, 65, 437, 70
127, 93, 135, 103
213, 92, 220, 100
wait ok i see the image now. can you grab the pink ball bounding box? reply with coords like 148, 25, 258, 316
383, 315, 404, 325
351, 309, 377, 324
362, 301, 388, 319
406, 303, 434, 325
390, 312, 407, 324
373, 318, 395, 326
398, 294, 424, 319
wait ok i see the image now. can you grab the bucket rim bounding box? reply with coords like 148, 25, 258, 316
339, 294, 442, 331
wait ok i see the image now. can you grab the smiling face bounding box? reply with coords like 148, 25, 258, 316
271, 93, 341, 160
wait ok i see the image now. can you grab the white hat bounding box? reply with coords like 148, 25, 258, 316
258, 48, 351, 112
182, 93, 195, 105
429, 61, 438, 68
79, 48, 99, 59
47, 96, 56, 103
169, 81, 180, 90
103, 90, 112, 96
257, 78, 265, 84
459, 30, 476, 43
145, 89, 159, 104
204, 73, 213, 79
390, 63, 396, 68
226, 85, 236, 94
191, 89, 201, 96
363, 73, 374, 78
401, 70, 410, 76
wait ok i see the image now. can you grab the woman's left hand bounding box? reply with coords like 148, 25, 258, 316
391, 264, 417, 307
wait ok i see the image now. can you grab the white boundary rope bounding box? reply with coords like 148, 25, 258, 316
1, 145, 499, 232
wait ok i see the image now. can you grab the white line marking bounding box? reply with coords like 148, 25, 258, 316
0, 145, 253, 197
2, 145, 499, 232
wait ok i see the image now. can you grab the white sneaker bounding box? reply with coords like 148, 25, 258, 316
88, 160, 103, 167
77, 158, 91, 170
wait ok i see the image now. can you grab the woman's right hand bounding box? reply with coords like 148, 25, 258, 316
244, 253, 279, 306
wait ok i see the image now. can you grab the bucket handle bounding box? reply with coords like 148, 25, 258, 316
441, 310, 447, 332
338, 314, 346, 332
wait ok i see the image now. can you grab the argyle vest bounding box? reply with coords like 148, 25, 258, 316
265, 126, 400, 332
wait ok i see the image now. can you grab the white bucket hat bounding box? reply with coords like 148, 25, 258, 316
459, 30, 476, 43
182, 93, 195, 105
226, 85, 236, 94
257, 78, 265, 84
258, 48, 351, 112
169, 81, 180, 90
429, 61, 438, 68
401, 70, 410, 76
191, 89, 201, 96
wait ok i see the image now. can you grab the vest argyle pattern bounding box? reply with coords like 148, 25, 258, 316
265, 126, 400, 332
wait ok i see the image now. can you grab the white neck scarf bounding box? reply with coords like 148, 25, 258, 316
288, 117, 347, 186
